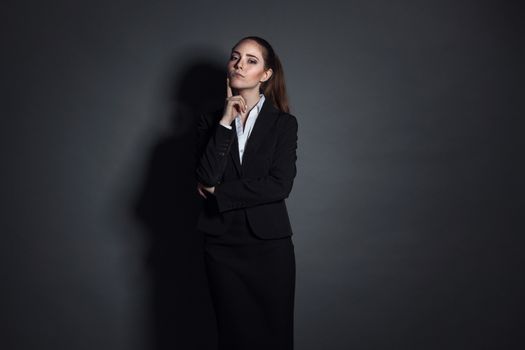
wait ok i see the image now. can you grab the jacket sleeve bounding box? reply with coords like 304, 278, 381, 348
195, 112, 235, 187
213, 114, 298, 213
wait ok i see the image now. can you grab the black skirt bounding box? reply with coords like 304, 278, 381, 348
204, 209, 295, 350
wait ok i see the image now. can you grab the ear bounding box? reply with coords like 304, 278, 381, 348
261, 68, 273, 83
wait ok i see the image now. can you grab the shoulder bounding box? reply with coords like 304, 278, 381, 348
273, 111, 298, 145
277, 111, 298, 131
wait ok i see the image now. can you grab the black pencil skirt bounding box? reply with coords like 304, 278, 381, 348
203, 209, 295, 350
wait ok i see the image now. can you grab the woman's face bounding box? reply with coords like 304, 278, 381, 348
227, 40, 273, 92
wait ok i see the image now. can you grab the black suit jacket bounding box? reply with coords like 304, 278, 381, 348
195, 99, 298, 239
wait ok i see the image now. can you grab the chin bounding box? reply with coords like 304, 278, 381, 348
231, 78, 247, 86
232, 82, 257, 91
232, 84, 249, 92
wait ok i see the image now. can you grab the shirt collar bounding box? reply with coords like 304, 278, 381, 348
255, 93, 265, 114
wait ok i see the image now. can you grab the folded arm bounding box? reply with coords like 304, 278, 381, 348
214, 114, 298, 212
195, 112, 235, 187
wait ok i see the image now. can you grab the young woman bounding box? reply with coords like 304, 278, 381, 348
195, 36, 298, 350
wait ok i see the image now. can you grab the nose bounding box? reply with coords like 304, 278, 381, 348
234, 59, 243, 70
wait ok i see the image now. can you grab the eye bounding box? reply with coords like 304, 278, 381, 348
230, 55, 238, 60
249, 59, 257, 64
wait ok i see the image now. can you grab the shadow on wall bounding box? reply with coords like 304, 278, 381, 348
133, 59, 226, 350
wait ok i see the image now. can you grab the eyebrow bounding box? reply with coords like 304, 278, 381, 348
232, 50, 259, 60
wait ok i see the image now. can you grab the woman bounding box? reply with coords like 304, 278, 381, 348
195, 36, 298, 350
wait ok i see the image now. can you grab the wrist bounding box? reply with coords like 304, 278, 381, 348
219, 118, 233, 129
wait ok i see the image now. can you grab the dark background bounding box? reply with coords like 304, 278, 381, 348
1, 1, 523, 349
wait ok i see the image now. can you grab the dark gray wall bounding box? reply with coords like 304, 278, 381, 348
1, 1, 523, 349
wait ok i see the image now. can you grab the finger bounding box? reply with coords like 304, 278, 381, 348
233, 100, 242, 114
240, 96, 247, 112
226, 77, 232, 98
232, 96, 246, 113
197, 183, 207, 197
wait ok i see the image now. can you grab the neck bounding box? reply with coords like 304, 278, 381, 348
235, 87, 262, 112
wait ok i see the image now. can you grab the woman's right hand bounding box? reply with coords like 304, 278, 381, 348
220, 77, 247, 126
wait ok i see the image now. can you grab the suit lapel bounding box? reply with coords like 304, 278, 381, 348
229, 99, 279, 176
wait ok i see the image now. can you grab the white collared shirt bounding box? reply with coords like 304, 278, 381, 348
219, 93, 266, 164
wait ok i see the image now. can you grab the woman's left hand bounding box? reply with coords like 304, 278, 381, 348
197, 182, 215, 198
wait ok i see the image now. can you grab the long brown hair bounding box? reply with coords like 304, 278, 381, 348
231, 36, 290, 114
